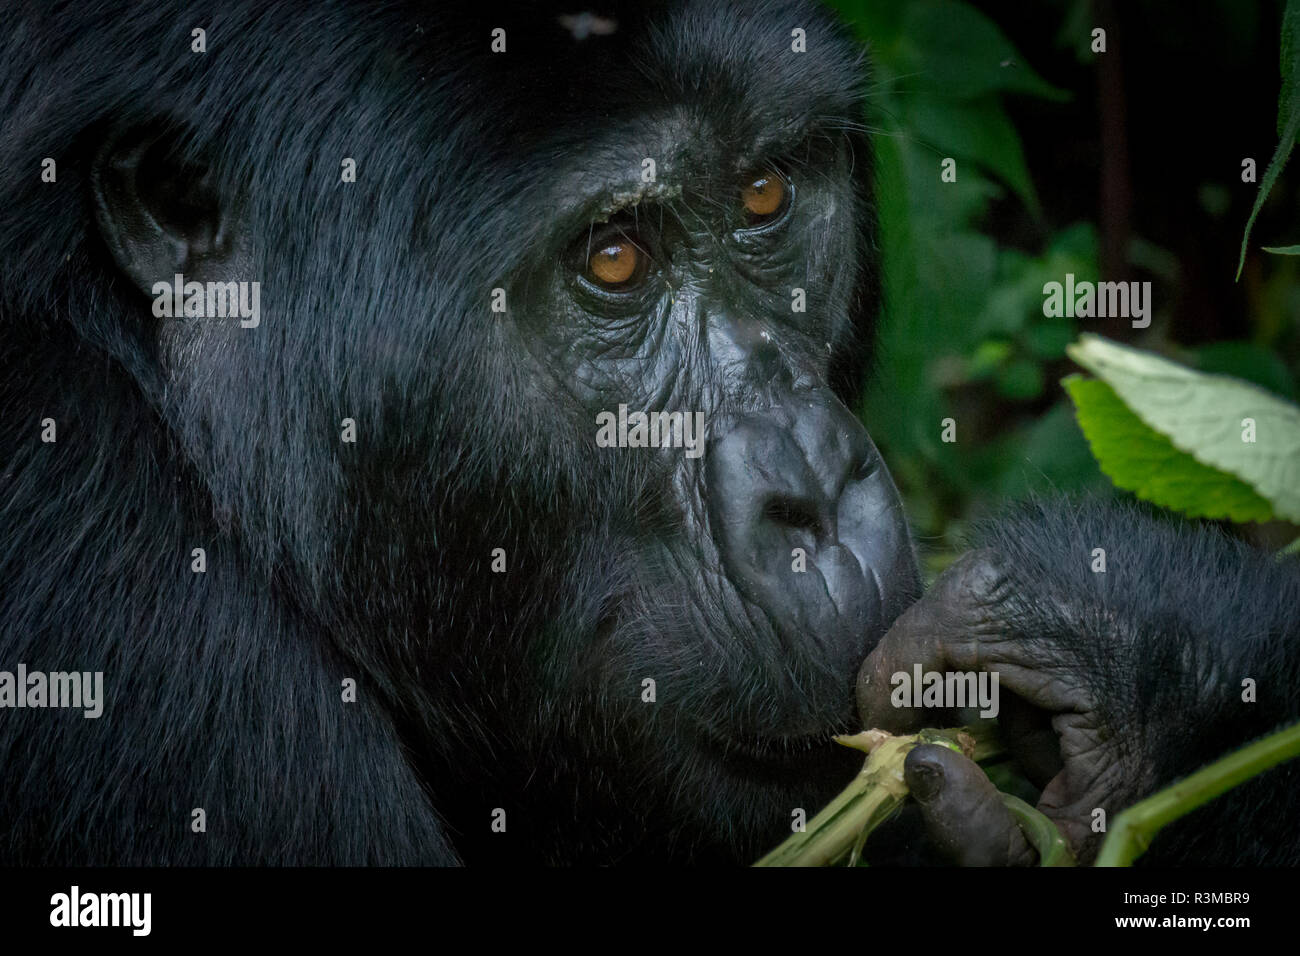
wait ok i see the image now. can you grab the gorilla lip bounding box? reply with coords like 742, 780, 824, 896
704, 727, 855, 771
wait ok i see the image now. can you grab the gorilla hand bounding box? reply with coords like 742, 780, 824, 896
856, 550, 1151, 865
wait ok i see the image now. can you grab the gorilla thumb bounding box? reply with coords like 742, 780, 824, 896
904, 744, 1038, 866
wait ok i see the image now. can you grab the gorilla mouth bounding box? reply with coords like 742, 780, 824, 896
706, 728, 856, 772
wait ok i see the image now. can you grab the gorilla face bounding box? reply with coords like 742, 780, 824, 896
11, 0, 917, 866
221, 0, 918, 863
463, 3, 922, 861
7, 0, 1297, 872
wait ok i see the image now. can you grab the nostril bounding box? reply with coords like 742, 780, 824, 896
761, 494, 824, 538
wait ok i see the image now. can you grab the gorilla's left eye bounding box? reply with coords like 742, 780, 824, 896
741, 168, 790, 223
585, 237, 648, 290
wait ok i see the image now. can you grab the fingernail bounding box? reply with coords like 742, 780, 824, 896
909, 761, 944, 801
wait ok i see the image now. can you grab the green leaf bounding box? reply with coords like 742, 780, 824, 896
1237, 0, 1300, 280
1281, 0, 1300, 140
968, 338, 1013, 378
1067, 335, 1300, 522
1063, 376, 1275, 523
1024, 320, 1078, 359
975, 223, 1097, 340
824, 0, 906, 53
905, 96, 1039, 213
996, 358, 1044, 400
1193, 341, 1296, 398
991, 400, 1108, 500
1262, 244, 1300, 254
900, 0, 1068, 102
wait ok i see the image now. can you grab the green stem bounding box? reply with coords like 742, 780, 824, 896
753, 725, 999, 867
1096, 719, 1300, 866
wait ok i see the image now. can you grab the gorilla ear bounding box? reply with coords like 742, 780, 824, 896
91, 126, 244, 294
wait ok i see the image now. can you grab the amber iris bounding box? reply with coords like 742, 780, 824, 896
587, 240, 640, 287
741, 170, 786, 218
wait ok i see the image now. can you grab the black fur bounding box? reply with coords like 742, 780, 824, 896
0, 0, 880, 865
974, 499, 1300, 865
1, 0, 1295, 868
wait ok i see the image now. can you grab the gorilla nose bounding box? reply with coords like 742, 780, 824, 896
706, 396, 918, 678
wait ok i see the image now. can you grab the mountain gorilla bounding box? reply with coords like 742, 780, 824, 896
1, 0, 1297, 866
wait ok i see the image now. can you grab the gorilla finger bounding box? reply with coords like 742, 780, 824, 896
997, 690, 1065, 788
856, 597, 952, 732
904, 744, 1038, 867
858, 549, 1044, 731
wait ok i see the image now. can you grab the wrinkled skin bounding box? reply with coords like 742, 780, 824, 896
1, 0, 1297, 867
860, 551, 1134, 865
858, 511, 1300, 867
2, 0, 921, 866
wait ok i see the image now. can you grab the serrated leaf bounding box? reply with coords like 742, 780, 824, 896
1063, 376, 1275, 522
1237, 0, 1300, 279
1280, 0, 1300, 139
1066, 336, 1300, 522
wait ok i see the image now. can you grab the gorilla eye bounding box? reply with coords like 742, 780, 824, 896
741, 168, 788, 222
586, 238, 645, 289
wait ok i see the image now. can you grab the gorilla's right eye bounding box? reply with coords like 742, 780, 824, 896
740, 168, 789, 223
585, 237, 646, 290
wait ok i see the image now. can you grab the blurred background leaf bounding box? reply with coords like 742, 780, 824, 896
827, 0, 1299, 572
